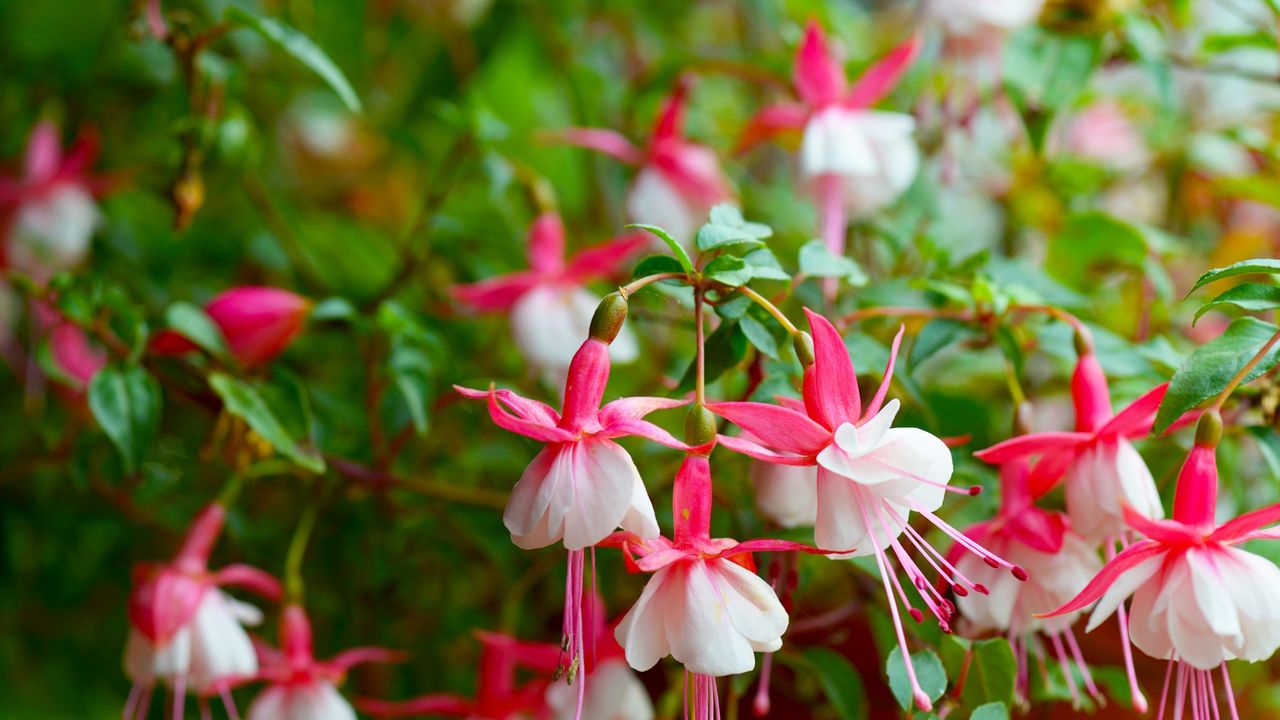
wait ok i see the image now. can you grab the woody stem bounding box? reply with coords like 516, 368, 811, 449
1211, 327, 1280, 411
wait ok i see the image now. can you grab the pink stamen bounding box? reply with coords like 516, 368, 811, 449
753, 652, 774, 716
1205, 668, 1220, 720
1158, 658, 1175, 720
854, 488, 931, 712
173, 673, 186, 720
890, 505, 984, 596
1049, 632, 1080, 707
219, 682, 241, 720
136, 685, 153, 720
200, 699, 212, 720
865, 456, 981, 496
1221, 663, 1240, 720
1063, 626, 1102, 702
124, 683, 143, 720
1106, 532, 1149, 713
1174, 662, 1188, 720
908, 503, 1022, 579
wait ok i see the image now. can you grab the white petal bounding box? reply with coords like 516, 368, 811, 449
800, 108, 879, 179
1086, 554, 1163, 632
511, 285, 637, 375
751, 461, 818, 528
1114, 438, 1163, 519
666, 561, 756, 676
8, 184, 98, 279
247, 686, 288, 720
616, 567, 674, 672
1185, 548, 1242, 640
186, 590, 258, 692
814, 467, 871, 555
563, 438, 643, 550
620, 471, 661, 539
549, 657, 656, 720
855, 399, 900, 450
1128, 582, 1173, 661
504, 445, 571, 549
626, 167, 702, 253
712, 560, 789, 646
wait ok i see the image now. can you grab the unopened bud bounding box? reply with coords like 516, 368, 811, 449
684, 404, 717, 447
1073, 327, 1093, 358
1196, 409, 1222, 448
793, 331, 815, 366
589, 293, 628, 344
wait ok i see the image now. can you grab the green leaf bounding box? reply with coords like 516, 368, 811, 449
1247, 426, 1280, 481
627, 224, 694, 275
910, 318, 978, 369
88, 364, 162, 475
210, 372, 325, 473
1195, 282, 1280, 324
805, 647, 868, 720
164, 302, 229, 359
632, 254, 688, 281
1046, 212, 1147, 288
959, 639, 1016, 709
741, 248, 792, 282
676, 320, 747, 393
799, 240, 868, 286
389, 342, 433, 434
310, 297, 358, 322
887, 647, 947, 711
1189, 257, 1280, 294
695, 203, 773, 253
1154, 317, 1280, 434
970, 702, 1009, 720
224, 6, 362, 112
702, 255, 752, 287
739, 312, 780, 359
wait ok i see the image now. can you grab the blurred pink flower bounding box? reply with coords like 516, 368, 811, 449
553, 76, 733, 250
928, 0, 1043, 61
151, 286, 312, 368
247, 604, 403, 720
123, 503, 282, 720
1057, 101, 1148, 171
450, 213, 645, 385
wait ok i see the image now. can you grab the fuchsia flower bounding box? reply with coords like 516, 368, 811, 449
358, 632, 558, 719
952, 458, 1103, 705
975, 345, 1168, 542
1041, 419, 1280, 720
607, 451, 823, 720
450, 213, 645, 386
456, 307, 687, 717
0, 121, 107, 281
552, 76, 733, 250
123, 503, 282, 720
739, 22, 920, 264
1057, 101, 1149, 172
750, 447, 818, 529
247, 604, 403, 720
151, 286, 313, 368
708, 309, 1021, 711
47, 315, 107, 393
926, 0, 1043, 63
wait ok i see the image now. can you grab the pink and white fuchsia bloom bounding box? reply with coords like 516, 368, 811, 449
553, 76, 734, 251
607, 451, 825, 720
152, 286, 313, 368
456, 320, 687, 717
247, 604, 403, 720
451, 213, 645, 387
739, 23, 920, 264
709, 309, 1022, 712
927, 0, 1043, 63
952, 458, 1103, 705
0, 121, 107, 282
123, 503, 282, 720
1042, 422, 1280, 720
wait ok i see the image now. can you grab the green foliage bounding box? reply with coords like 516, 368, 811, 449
887, 647, 948, 712
88, 364, 162, 475
806, 647, 869, 720
1155, 317, 1280, 434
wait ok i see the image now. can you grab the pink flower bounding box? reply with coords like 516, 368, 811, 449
123, 504, 283, 720
739, 22, 919, 268
750, 451, 818, 529
927, 0, 1044, 60
1056, 101, 1148, 171
952, 458, 1103, 705
1041, 428, 1280, 719
607, 452, 822, 720
151, 286, 313, 368
708, 309, 1020, 711
247, 604, 403, 720
450, 213, 645, 385
359, 632, 556, 719
975, 347, 1168, 542
552, 76, 733, 250
0, 121, 107, 282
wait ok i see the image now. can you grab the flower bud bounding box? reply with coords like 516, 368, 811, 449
684, 403, 717, 448
152, 286, 312, 367
589, 292, 629, 344
1195, 409, 1222, 449
793, 331, 815, 366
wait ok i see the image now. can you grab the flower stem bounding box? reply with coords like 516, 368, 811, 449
694, 288, 706, 406
619, 272, 686, 297
284, 498, 322, 604
738, 285, 798, 335
1211, 327, 1280, 411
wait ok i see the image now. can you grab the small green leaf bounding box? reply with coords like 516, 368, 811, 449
887, 647, 947, 711
1154, 317, 1280, 434
88, 364, 162, 475
696, 203, 773, 253
702, 255, 752, 287
210, 372, 325, 473
164, 302, 229, 358
1190, 258, 1280, 294
739, 313, 780, 359
910, 319, 978, 369
970, 702, 1009, 720
805, 647, 868, 720
742, 248, 792, 282
627, 224, 694, 275
310, 297, 358, 322
799, 240, 867, 285
389, 342, 433, 434
632, 254, 688, 281
1195, 282, 1280, 324
225, 6, 362, 112
962, 639, 1017, 709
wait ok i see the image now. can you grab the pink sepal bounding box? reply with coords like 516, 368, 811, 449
210, 564, 283, 600
1123, 506, 1201, 545
551, 128, 644, 165
716, 433, 815, 465
1099, 382, 1169, 439
803, 308, 859, 428
526, 213, 566, 274
1211, 501, 1280, 543
974, 432, 1092, 463
1007, 508, 1068, 554
601, 418, 687, 450
863, 324, 904, 420
1171, 444, 1218, 528
1037, 540, 1166, 619
793, 21, 847, 108
845, 34, 920, 109
564, 232, 649, 281
448, 272, 539, 313
736, 103, 809, 154
705, 400, 829, 456
323, 646, 409, 674
482, 388, 576, 443
356, 695, 473, 717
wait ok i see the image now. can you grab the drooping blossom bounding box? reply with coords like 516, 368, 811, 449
247, 604, 403, 720
358, 631, 556, 719
975, 343, 1168, 543
551, 76, 734, 250
607, 450, 824, 720
151, 286, 314, 367
450, 213, 645, 387
455, 298, 687, 717
1055, 100, 1148, 172
751, 450, 818, 529
952, 457, 1103, 705
123, 503, 282, 720
1041, 414, 1280, 719
708, 309, 1022, 711
926, 0, 1043, 66
0, 121, 107, 282
541, 594, 655, 720
738, 22, 920, 276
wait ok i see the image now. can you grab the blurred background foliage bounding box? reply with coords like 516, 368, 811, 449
3, 0, 1280, 718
